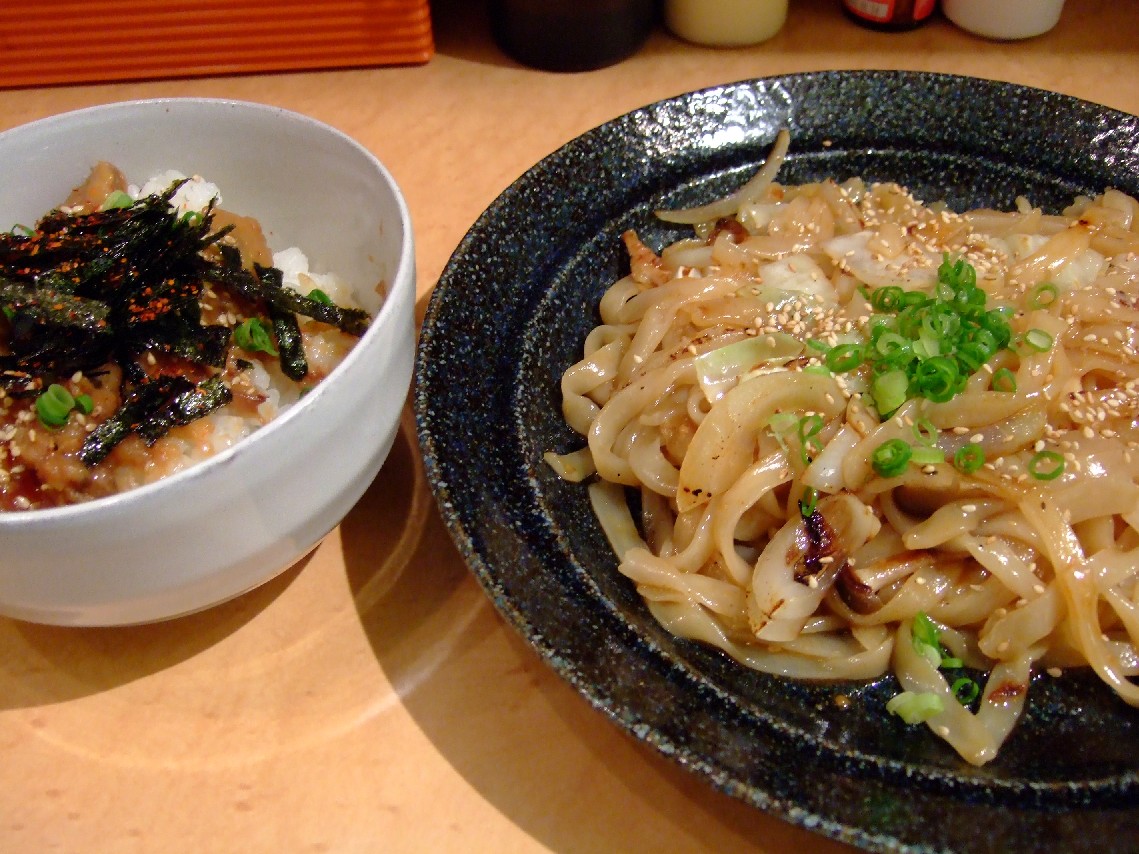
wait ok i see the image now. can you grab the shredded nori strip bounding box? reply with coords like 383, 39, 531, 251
206, 255, 371, 337
0, 279, 110, 330
128, 324, 231, 368
80, 375, 233, 466
271, 308, 307, 381
0, 278, 115, 387
263, 277, 371, 336
257, 266, 308, 380
0, 177, 370, 466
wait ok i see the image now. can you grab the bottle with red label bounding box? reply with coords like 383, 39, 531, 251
842, 0, 936, 31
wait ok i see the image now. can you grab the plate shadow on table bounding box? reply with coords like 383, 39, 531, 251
338, 405, 853, 852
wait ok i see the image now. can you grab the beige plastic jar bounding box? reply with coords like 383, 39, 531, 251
664, 0, 789, 47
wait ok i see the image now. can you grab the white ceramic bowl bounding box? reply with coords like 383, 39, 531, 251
0, 99, 415, 625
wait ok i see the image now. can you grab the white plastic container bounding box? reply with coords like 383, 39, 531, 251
942, 0, 1065, 40
665, 0, 789, 47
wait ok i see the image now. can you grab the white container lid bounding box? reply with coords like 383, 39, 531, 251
942, 0, 1065, 40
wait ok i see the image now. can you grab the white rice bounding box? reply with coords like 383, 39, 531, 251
132, 170, 222, 216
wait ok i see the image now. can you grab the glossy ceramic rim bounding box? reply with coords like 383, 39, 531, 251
415, 72, 1139, 852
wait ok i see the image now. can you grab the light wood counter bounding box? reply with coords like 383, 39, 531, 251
1, 1, 1137, 850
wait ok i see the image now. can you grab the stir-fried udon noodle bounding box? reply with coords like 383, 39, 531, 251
545, 130, 1139, 766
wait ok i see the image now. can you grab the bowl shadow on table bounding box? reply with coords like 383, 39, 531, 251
339, 379, 852, 848
0, 551, 310, 712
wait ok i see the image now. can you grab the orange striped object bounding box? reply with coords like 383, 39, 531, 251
0, 1, 434, 89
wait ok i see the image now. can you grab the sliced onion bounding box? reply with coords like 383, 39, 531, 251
655, 129, 790, 226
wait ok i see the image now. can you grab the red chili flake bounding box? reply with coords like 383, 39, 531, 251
987, 681, 1026, 703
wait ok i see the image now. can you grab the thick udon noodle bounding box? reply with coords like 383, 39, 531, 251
547, 131, 1139, 766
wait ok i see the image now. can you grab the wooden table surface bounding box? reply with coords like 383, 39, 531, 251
2, 1, 1137, 851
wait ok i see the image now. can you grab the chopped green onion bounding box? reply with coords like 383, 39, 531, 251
860, 256, 1014, 415
1028, 449, 1065, 481
911, 612, 945, 668
307, 288, 333, 306
939, 254, 977, 290
912, 612, 941, 650
952, 677, 981, 704
1028, 282, 1059, 309
797, 414, 825, 465
100, 190, 134, 210
75, 393, 94, 415
886, 691, 944, 724
234, 317, 278, 356
799, 486, 818, 518
957, 328, 998, 372
870, 285, 906, 312
825, 343, 864, 373
991, 367, 1017, 393
916, 643, 942, 669
911, 331, 941, 360
953, 443, 985, 474
872, 438, 912, 478
922, 306, 960, 341
871, 368, 909, 415
912, 418, 938, 446
768, 412, 799, 434
10, 223, 33, 236
1023, 328, 1054, 352
909, 613, 980, 709
875, 331, 912, 362
910, 445, 945, 466
36, 383, 77, 428
912, 356, 960, 403
797, 414, 825, 442
805, 256, 1015, 421
802, 364, 832, 377
981, 309, 1014, 347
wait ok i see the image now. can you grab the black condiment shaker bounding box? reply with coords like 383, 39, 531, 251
489, 0, 656, 72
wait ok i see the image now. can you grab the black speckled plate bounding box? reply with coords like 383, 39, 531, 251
414, 71, 1139, 852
